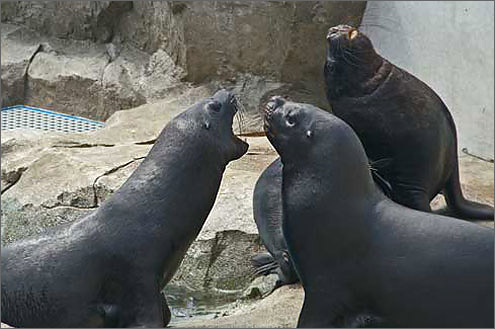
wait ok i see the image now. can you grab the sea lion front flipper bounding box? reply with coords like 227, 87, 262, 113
297, 295, 344, 328
251, 252, 279, 276
123, 280, 168, 328
389, 183, 432, 213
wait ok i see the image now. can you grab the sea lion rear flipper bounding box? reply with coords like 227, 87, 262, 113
443, 160, 494, 220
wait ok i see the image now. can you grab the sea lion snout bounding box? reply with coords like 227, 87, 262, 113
265, 96, 286, 116
327, 24, 358, 41
213, 89, 234, 103
263, 96, 286, 137
211, 89, 238, 114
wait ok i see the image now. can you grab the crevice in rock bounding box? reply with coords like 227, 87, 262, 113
22, 43, 43, 103
1, 167, 27, 195
41, 204, 98, 210
134, 139, 157, 145
461, 148, 494, 163
237, 132, 265, 137
91, 156, 147, 206
53, 142, 115, 148
100, 57, 112, 87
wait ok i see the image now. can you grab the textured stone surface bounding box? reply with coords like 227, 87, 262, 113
0, 1, 128, 42
0, 24, 41, 107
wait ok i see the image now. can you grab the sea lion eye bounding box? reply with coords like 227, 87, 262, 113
206, 101, 222, 112
286, 115, 296, 127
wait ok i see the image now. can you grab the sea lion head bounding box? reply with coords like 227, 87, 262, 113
263, 96, 332, 162
325, 24, 376, 61
202, 89, 249, 162
324, 25, 386, 99
173, 89, 249, 164
263, 96, 370, 172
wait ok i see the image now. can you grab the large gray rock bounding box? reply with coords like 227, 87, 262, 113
0, 1, 131, 42
0, 24, 41, 106
1, 22, 191, 120
23, 36, 189, 120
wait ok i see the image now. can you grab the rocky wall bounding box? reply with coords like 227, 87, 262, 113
1, 1, 367, 130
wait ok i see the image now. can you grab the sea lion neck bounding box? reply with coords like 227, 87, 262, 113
325, 45, 388, 99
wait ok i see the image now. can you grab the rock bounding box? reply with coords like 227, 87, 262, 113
242, 274, 279, 300
174, 285, 304, 328
0, 1, 131, 42
25, 41, 117, 119
0, 24, 41, 106
169, 230, 265, 295
1, 198, 92, 246
1, 22, 196, 121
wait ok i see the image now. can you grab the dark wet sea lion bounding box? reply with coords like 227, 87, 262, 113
264, 96, 494, 328
251, 157, 299, 286
324, 24, 493, 220
251, 157, 391, 287
251, 119, 391, 287
1, 90, 249, 328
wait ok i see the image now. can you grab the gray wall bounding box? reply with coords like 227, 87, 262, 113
362, 1, 494, 159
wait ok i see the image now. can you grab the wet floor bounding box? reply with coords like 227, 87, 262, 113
164, 284, 241, 325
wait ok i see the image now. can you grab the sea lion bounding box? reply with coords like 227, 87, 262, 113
251, 158, 390, 287
264, 96, 494, 328
324, 24, 493, 220
1, 90, 249, 328
251, 157, 299, 286
252, 126, 391, 288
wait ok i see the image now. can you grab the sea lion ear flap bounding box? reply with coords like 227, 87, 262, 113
306, 130, 313, 138
349, 29, 358, 40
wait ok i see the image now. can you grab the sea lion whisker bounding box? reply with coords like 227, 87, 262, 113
342, 49, 367, 65
232, 96, 247, 135
369, 158, 393, 168
335, 38, 360, 68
